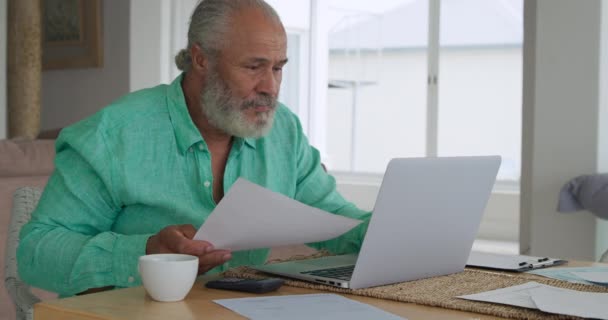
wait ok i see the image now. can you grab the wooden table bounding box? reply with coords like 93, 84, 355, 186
34, 261, 605, 320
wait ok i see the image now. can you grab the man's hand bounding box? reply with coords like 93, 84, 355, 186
146, 224, 232, 274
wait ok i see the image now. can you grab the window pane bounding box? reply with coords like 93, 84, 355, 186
437, 0, 523, 181
326, 0, 429, 173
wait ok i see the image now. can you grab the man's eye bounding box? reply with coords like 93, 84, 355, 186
273, 66, 283, 72
247, 65, 260, 70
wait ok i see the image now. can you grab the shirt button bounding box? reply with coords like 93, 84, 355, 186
204, 181, 211, 188
128, 276, 134, 283
188, 147, 193, 153
198, 144, 204, 151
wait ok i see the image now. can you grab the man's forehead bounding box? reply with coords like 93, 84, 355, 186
227, 37, 287, 63
226, 8, 286, 45
224, 10, 287, 62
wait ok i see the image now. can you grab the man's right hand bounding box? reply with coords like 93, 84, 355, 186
146, 224, 232, 274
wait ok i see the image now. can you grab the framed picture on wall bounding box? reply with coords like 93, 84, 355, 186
42, 0, 103, 70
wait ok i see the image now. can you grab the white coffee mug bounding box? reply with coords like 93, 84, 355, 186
138, 254, 198, 302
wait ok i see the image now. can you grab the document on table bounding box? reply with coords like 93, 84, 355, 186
194, 178, 363, 251
528, 267, 608, 285
458, 281, 608, 319
571, 271, 608, 286
457, 282, 541, 309
214, 293, 406, 320
530, 286, 608, 319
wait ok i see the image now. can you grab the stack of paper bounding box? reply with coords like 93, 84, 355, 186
458, 281, 608, 319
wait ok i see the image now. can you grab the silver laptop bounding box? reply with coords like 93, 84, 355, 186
253, 156, 501, 289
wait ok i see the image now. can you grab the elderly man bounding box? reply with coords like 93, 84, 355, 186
18, 0, 370, 296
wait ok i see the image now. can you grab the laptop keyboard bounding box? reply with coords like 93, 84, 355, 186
301, 265, 354, 280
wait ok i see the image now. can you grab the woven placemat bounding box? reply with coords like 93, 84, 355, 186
224, 255, 608, 320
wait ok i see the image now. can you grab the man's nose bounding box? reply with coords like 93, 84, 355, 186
256, 69, 280, 97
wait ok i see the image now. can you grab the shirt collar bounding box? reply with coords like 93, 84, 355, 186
242, 137, 256, 149
167, 74, 257, 154
231, 136, 257, 152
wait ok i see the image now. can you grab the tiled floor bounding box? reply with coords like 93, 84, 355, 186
472, 239, 519, 255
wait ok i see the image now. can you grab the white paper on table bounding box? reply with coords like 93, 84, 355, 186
193, 178, 362, 251
571, 271, 608, 285
529, 286, 608, 320
457, 281, 543, 309
528, 267, 608, 285
214, 293, 406, 320
459, 281, 608, 319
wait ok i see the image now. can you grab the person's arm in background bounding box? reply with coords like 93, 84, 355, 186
290, 118, 371, 255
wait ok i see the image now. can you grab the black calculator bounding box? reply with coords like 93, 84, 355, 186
205, 278, 285, 293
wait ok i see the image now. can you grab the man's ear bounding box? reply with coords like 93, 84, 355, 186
190, 44, 209, 74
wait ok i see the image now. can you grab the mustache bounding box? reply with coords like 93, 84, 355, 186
240, 94, 278, 111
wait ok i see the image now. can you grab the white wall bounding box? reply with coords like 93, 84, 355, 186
41, 0, 130, 130
266, 0, 310, 30
130, 0, 216, 91
0, 0, 6, 139
130, 0, 176, 91
597, 0, 608, 259
521, 0, 601, 260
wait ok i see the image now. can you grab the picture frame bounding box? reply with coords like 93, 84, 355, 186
42, 0, 103, 70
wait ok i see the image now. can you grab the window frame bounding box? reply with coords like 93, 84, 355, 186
305, 0, 520, 191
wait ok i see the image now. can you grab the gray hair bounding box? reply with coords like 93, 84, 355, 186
175, 0, 283, 72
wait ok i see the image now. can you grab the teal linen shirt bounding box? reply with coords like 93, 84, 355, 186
17, 75, 370, 297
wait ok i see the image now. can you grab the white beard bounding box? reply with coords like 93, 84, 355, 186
200, 68, 277, 138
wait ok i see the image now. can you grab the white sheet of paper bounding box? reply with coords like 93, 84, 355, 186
528, 267, 608, 285
457, 281, 543, 309
571, 271, 608, 285
194, 178, 362, 251
530, 286, 608, 320
214, 293, 406, 320
460, 281, 608, 319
